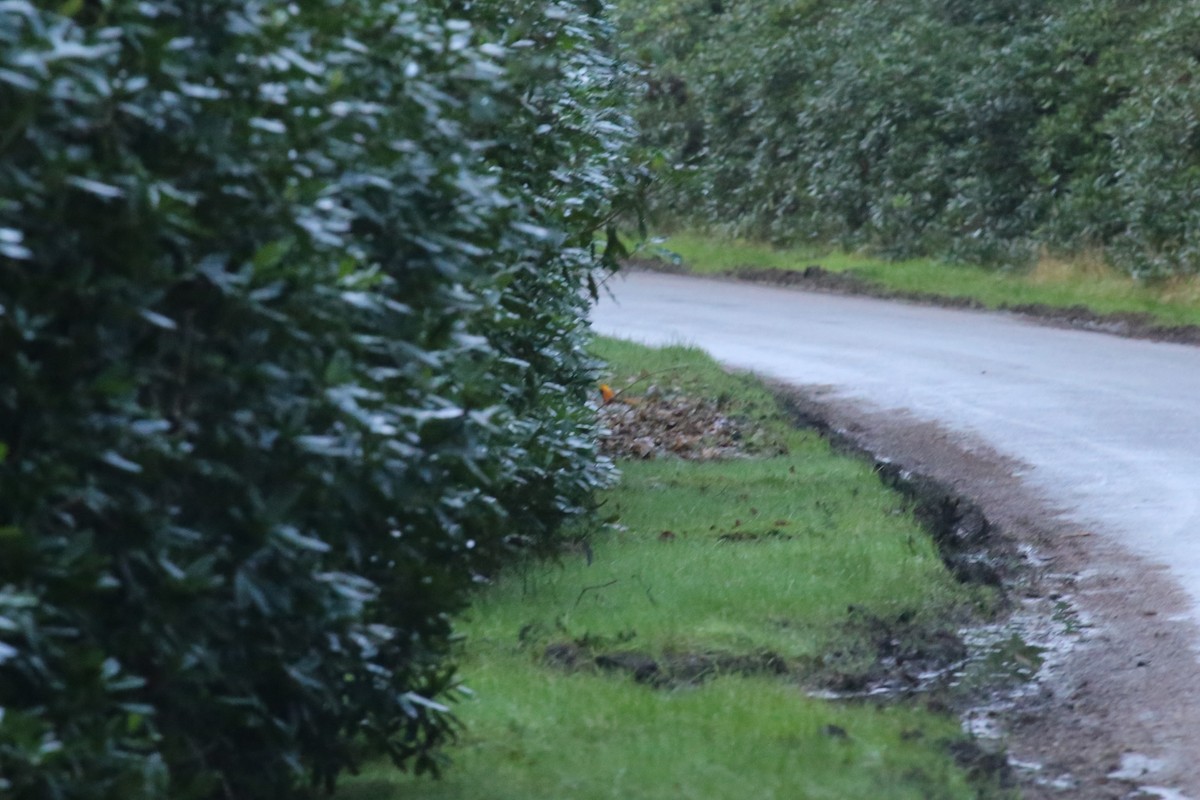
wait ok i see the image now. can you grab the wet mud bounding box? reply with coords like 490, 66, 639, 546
541, 606, 970, 699
543, 643, 789, 688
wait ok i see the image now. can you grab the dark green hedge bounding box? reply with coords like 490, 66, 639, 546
620, 0, 1200, 276
0, 2, 636, 798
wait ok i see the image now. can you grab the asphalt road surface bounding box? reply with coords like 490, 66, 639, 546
593, 270, 1200, 797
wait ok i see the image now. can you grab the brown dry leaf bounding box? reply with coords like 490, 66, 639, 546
598, 386, 779, 461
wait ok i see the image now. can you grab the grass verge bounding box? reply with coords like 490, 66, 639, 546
646, 231, 1200, 328
336, 338, 1015, 800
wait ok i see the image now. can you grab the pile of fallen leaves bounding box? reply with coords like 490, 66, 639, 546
597, 383, 781, 460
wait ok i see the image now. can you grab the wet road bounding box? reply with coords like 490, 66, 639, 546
592, 271, 1200, 625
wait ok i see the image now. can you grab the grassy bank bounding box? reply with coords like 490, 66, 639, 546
648, 231, 1200, 328
337, 339, 1013, 800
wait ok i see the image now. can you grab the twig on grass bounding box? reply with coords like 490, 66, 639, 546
605, 366, 688, 405
575, 579, 619, 608
633, 572, 658, 607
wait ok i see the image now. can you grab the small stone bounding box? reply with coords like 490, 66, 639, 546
821, 724, 849, 739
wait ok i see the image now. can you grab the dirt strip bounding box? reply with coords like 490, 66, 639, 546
777, 385, 1200, 800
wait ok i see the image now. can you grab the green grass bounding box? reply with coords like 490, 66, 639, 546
343, 669, 978, 800
648, 230, 1200, 328
461, 443, 980, 688
336, 339, 1011, 800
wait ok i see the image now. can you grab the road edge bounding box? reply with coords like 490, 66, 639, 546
768, 380, 1200, 800
623, 259, 1200, 348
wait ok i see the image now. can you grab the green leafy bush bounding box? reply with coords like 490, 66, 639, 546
0, 2, 635, 798
620, 0, 1200, 275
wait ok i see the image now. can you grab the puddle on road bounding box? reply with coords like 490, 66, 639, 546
1106, 753, 1197, 799
1134, 787, 1196, 800
1109, 753, 1168, 781
951, 584, 1092, 786
961, 594, 1196, 800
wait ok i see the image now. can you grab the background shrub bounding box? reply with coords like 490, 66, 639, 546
0, 2, 636, 798
618, 0, 1200, 275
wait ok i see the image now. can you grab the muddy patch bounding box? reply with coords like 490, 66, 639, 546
540, 623, 970, 696
813, 606, 969, 697
716, 526, 793, 543
876, 463, 1011, 587
947, 738, 1019, 791
543, 642, 789, 688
